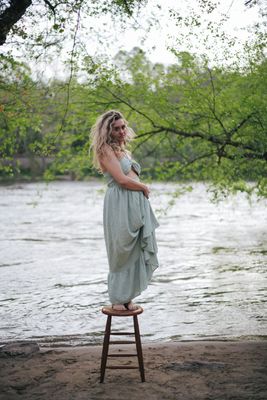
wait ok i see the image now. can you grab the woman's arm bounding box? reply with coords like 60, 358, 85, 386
100, 146, 150, 198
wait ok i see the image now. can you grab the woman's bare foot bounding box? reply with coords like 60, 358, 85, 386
126, 301, 139, 311
112, 304, 128, 311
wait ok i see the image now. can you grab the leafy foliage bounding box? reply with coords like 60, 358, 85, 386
0, 47, 266, 198
0, 1, 266, 198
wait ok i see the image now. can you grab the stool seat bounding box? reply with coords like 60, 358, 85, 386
102, 305, 143, 317
100, 305, 145, 383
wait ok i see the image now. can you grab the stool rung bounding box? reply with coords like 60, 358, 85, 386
110, 332, 135, 335
108, 353, 137, 357
106, 366, 139, 370
109, 340, 135, 344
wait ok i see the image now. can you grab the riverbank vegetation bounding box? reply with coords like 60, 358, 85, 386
0, 0, 266, 198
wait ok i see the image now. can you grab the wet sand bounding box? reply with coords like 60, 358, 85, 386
0, 340, 266, 400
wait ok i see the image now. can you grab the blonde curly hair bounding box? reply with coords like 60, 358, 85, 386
90, 110, 135, 171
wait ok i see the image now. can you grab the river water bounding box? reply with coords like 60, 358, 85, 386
0, 181, 266, 347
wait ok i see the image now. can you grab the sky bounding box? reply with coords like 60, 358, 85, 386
105, 0, 260, 64
2, 0, 262, 80
56, 0, 262, 79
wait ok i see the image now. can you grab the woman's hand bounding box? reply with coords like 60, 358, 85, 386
100, 146, 151, 196
142, 185, 150, 199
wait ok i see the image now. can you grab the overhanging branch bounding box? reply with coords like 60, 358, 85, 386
43, 0, 56, 15
0, 0, 32, 46
102, 86, 157, 127
160, 125, 266, 160
101, 91, 266, 162
132, 130, 163, 152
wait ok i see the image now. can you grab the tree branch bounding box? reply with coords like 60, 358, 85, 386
136, 128, 166, 139
0, 0, 32, 46
177, 151, 216, 172
43, 0, 56, 15
136, 123, 267, 161
102, 91, 266, 162
120, 0, 133, 16
143, 134, 167, 158
132, 131, 162, 152
102, 86, 157, 127
228, 113, 254, 136
244, 0, 256, 6
159, 119, 262, 155
56, 2, 82, 136
207, 67, 227, 134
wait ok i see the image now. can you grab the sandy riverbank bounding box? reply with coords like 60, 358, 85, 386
0, 341, 266, 400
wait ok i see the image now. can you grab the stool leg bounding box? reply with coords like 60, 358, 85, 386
100, 315, 112, 383
133, 315, 145, 382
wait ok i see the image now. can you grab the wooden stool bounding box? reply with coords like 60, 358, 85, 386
100, 305, 145, 383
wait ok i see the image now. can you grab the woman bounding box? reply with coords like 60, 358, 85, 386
90, 110, 159, 311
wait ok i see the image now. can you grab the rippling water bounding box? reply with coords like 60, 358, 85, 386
0, 181, 266, 346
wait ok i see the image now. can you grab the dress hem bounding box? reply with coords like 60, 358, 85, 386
108, 262, 159, 304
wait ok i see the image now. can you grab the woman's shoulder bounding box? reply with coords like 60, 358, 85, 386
99, 145, 125, 172
99, 144, 116, 160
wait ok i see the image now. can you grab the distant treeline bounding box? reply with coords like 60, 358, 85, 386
0, 48, 266, 197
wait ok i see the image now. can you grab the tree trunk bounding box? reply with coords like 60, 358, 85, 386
0, 0, 32, 46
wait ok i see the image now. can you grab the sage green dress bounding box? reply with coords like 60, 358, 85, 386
103, 155, 159, 304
